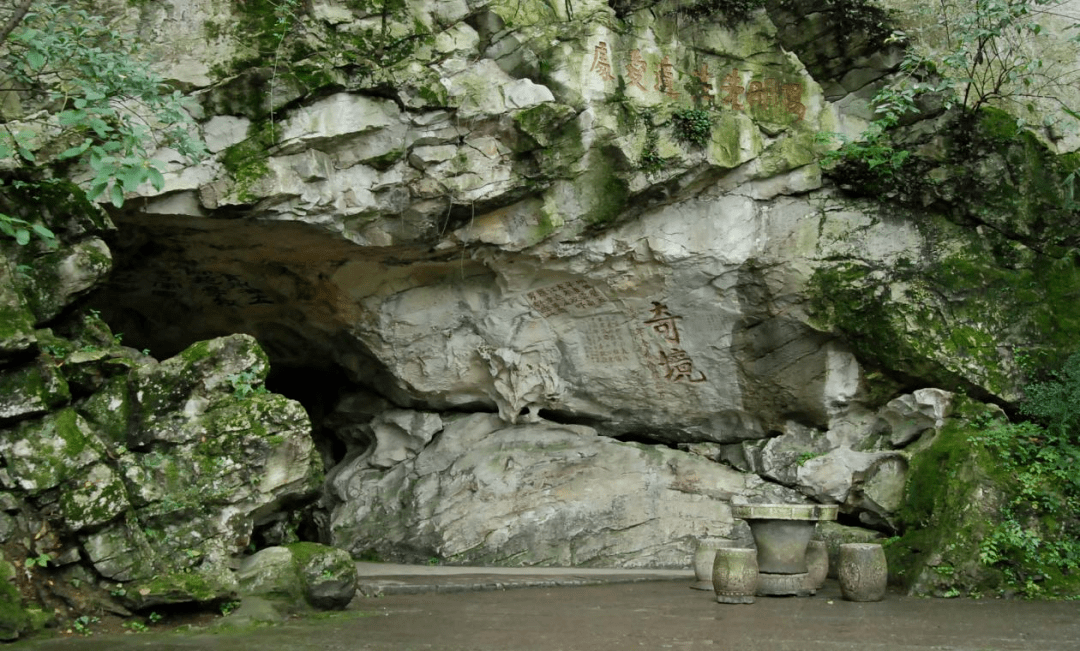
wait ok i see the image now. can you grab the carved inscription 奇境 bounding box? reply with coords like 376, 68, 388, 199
583, 314, 634, 364
643, 302, 706, 383
587, 41, 805, 120
527, 280, 607, 317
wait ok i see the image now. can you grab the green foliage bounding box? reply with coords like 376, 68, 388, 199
219, 600, 240, 616
0, 1, 206, 244
968, 352, 1080, 597
1020, 353, 1080, 442
637, 114, 665, 173
804, 0, 893, 43
0, 210, 53, 246
818, 0, 1080, 200
71, 614, 99, 635
671, 108, 712, 148
816, 114, 911, 181
890, 0, 1076, 119
227, 371, 270, 398
24, 553, 49, 569
122, 620, 149, 633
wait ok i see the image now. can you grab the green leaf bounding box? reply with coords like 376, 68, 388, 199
58, 139, 93, 160
147, 166, 166, 191
110, 183, 125, 208
31, 223, 56, 242
15, 229, 30, 246
87, 181, 108, 200
120, 166, 146, 192
26, 50, 46, 71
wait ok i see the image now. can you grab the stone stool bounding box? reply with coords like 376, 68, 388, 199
803, 540, 829, 595
691, 538, 735, 591
712, 547, 758, 604
838, 543, 887, 602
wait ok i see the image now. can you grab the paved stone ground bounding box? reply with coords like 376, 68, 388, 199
13, 567, 1080, 650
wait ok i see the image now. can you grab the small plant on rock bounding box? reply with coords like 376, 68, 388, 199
226, 371, 270, 398
123, 620, 149, 633
219, 600, 240, 616
638, 116, 666, 173
71, 615, 99, 636
671, 108, 713, 148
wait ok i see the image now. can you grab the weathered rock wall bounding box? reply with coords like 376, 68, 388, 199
82, 0, 979, 568
3, 0, 1079, 609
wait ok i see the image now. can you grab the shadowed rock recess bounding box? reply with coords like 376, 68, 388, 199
3, 0, 1080, 636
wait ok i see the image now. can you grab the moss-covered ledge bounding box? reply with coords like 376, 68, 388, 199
807, 205, 1080, 404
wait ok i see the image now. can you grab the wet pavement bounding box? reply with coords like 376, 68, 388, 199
12, 565, 1080, 650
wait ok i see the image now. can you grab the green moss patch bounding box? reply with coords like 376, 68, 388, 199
886, 408, 1009, 596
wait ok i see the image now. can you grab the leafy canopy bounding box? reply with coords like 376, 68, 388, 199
0, 0, 205, 245
818, 0, 1080, 179
971, 351, 1080, 597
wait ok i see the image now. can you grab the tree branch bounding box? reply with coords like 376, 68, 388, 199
0, 0, 34, 49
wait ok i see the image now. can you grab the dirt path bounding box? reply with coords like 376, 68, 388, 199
13, 580, 1080, 650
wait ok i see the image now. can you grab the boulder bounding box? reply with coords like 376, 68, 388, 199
48, 335, 324, 602
879, 389, 954, 447
328, 413, 800, 567
17, 238, 111, 324
237, 543, 358, 611
125, 565, 239, 610
886, 417, 1013, 597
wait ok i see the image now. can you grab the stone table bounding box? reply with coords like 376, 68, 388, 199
730, 503, 839, 596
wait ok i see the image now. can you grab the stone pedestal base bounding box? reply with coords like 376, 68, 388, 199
756, 572, 812, 597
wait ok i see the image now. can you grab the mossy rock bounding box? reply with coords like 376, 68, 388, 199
133, 334, 271, 445
0, 408, 104, 493
0, 355, 70, 421
75, 376, 133, 451
125, 565, 238, 610
886, 408, 1009, 596
16, 238, 112, 324
513, 103, 578, 148
238, 543, 357, 611
808, 217, 1080, 403
57, 463, 130, 532
0, 560, 29, 641
0, 255, 37, 358
288, 542, 358, 610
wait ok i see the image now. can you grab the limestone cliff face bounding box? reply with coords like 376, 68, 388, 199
5, 0, 1078, 581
